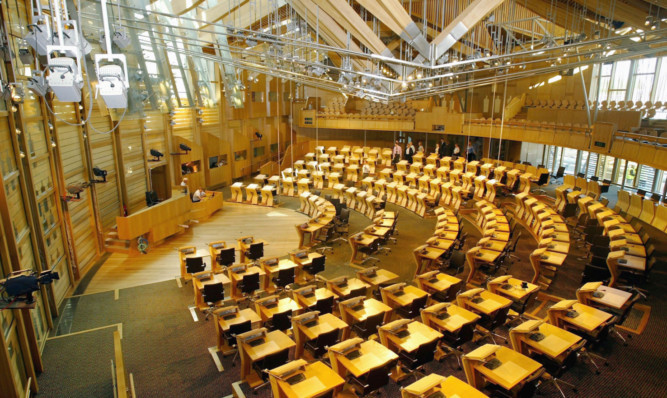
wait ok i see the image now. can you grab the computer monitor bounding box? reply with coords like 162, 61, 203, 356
216, 248, 235, 266
185, 257, 205, 274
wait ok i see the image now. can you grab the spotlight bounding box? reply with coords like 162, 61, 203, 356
255, 132, 263, 140
149, 149, 163, 161
179, 143, 191, 153
18, 48, 32, 65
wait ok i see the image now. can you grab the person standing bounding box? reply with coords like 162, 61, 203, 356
180, 177, 189, 194
405, 141, 415, 164
437, 138, 447, 158
452, 143, 461, 158
466, 142, 476, 161
392, 140, 402, 164
417, 141, 425, 153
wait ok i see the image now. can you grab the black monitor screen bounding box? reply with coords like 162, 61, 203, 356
185, 257, 205, 273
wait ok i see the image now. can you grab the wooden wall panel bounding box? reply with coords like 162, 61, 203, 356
54, 106, 98, 274
88, 112, 121, 230
119, 119, 148, 214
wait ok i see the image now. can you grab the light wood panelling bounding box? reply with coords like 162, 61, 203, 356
88, 111, 122, 229
53, 102, 98, 274
119, 118, 148, 214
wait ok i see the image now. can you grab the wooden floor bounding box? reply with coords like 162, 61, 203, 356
84, 203, 308, 294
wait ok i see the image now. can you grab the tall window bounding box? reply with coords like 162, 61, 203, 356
608, 60, 631, 102
631, 58, 657, 103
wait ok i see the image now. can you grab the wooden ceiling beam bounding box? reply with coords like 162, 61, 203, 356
357, 0, 431, 59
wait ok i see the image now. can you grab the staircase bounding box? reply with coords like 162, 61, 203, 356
104, 227, 131, 254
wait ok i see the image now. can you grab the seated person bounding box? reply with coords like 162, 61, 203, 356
192, 187, 206, 202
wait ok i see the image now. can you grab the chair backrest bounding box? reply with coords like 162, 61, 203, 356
365, 365, 390, 391
361, 313, 385, 336
185, 257, 205, 274
414, 340, 438, 367
315, 329, 339, 354
217, 248, 236, 266
203, 282, 225, 303
276, 268, 295, 286
270, 310, 292, 331
228, 320, 251, 341
248, 242, 264, 259
347, 286, 368, 299
306, 255, 326, 275
339, 208, 351, 223
457, 322, 476, 346
410, 295, 428, 314
241, 272, 260, 293
450, 251, 466, 270
261, 348, 290, 372
315, 296, 335, 315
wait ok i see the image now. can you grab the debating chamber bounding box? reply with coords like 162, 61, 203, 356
1, 0, 667, 397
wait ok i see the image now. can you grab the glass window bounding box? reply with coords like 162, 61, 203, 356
561, 148, 578, 175
655, 57, 667, 103
632, 58, 657, 102
615, 159, 626, 185
636, 165, 656, 192
596, 155, 615, 181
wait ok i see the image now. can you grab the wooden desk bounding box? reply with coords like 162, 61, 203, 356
193, 272, 231, 309
116, 190, 191, 244
327, 277, 370, 299
237, 238, 268, 263
464, 344, 543, 392
269, 360, 344, 398
413, 245, 447, 276
459, 290, 512, 316
292, 287, 338, 310
381, 285, 429, 310
402, 374, 488, 398
417, 272, 463, 298
328, 339, 398, 378
339, 297, 392, 326
297, 221, 327, 249
349, 233, 380, 265
379, 321, 442, 382
255, 297, 303, 322
578, 282, 632, 309
261, 259, 298, 292
487, 276, 539, 302
179, 248, 212, 280
293, 313, 349, 358
191, 191, 224, 221
426, 237, 455, 251
240, 329, 296, 387
421, 303, 480, 334
511, 320, 582, 360
473, 248, 503, 263
291, 252, 324, 282
228, 266, 266, 299
380, 320, 443, 354
215, 308, 262, 353
365, 225, 390, 237
357, 268, 398, 288
550, 301, 613, 332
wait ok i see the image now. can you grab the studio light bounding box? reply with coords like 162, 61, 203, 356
92, 167, 107, 183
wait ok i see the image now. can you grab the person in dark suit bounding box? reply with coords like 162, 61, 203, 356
437, 138, 447, 158
405, 141, 415, 164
